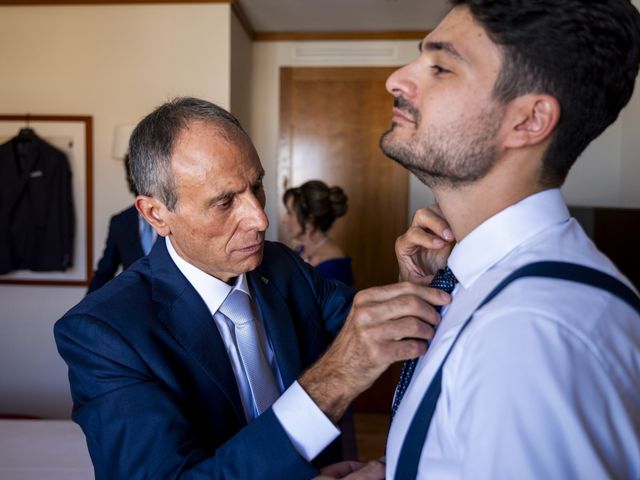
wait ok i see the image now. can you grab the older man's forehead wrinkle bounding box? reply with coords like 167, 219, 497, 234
206, 167, 264, 206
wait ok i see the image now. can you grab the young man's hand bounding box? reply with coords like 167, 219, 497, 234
396, 204, 455, 284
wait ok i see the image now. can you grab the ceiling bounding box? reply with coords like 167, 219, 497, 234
238, 0, 450, 34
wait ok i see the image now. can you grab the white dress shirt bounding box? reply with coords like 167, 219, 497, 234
165, 237, 339, 460
387, 189, 640, 479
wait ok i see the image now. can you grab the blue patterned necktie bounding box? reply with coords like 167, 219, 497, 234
391, 266, 458, 418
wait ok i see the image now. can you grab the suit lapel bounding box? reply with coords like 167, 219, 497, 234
150, 240, 245, 423
248, 269, 302, 388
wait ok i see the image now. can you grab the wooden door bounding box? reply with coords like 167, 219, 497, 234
278, 67, 408, 290
278, 67, 407, 413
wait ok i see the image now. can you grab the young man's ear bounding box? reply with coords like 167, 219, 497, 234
503, 94, 560, 149
135, 195, 171, 237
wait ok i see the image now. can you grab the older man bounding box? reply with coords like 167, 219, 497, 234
55, 97, 446, 479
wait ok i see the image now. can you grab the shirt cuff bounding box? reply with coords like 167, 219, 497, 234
271, 380, 340, 461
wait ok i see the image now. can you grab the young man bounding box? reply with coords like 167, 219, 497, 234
378, 0, 640, 478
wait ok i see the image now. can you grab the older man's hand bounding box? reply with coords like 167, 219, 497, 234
315, 458, 385, 479
300, 279, 450, 422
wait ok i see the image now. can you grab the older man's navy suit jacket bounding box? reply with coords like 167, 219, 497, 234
55, 239, 355, 479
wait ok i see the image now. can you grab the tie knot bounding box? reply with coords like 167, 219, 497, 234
219, 289, 254, 326
429, 266, 458, 294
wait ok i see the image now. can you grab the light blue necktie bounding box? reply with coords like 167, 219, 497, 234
391, 266, 458, 418
219, 288, 280, 418
140, 220, 155, 255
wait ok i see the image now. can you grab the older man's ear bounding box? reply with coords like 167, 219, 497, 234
135, 195, 171, 237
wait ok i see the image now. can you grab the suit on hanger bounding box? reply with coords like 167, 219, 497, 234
55, 239, 355, 480
0, 132, 74, 273
88, 205, 148, 292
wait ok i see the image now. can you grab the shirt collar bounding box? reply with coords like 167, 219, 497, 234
165, 236, 251, 315
448, 188, 570, 289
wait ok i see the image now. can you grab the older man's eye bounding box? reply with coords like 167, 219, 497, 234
217, 197, 234, 210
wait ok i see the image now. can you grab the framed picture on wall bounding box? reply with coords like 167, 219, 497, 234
0, 115, 93, 286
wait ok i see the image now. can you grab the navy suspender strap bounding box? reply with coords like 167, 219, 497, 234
394, 261, 640, 480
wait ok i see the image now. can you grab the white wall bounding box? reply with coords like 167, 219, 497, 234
0, 3, 231, 418
620, 0, 640, 206
230, 12, 254, 133
562, 123, 623, 207
620, 74, 640, 206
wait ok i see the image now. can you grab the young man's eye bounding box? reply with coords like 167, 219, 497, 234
431, 64, 450, 75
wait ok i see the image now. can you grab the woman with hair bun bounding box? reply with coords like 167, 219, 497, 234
282, 180, 354, 286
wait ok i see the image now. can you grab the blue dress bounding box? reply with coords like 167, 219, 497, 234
315, 257, 354, 286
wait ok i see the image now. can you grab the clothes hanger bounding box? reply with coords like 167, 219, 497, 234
17, 114, 35, 139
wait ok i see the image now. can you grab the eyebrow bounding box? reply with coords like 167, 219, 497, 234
207, 169, 265, 207
419, 40, 468, 64
208, 191, 233, 207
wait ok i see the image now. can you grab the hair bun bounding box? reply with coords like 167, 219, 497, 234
328, 186, 348, 218
285, 180, 349, 232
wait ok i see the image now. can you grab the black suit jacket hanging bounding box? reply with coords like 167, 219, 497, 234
0, 131, 74, 274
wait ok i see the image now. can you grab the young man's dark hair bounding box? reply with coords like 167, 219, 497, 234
451, 0, 640, 185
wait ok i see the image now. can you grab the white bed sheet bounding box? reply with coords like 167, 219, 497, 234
0, 420, 93, 480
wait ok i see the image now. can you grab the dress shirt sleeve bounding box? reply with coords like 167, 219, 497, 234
271, 380, 340, 461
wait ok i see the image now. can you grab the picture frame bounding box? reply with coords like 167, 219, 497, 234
0, 114, 93, 286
